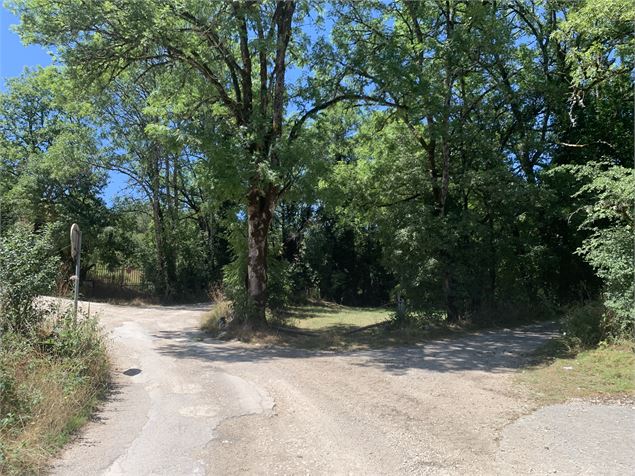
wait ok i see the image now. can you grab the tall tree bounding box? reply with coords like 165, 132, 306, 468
550, 0, 634, 334
327, 0, 522, 320
92, 73, 182, 297
13, 0, 355, 323
0, 67, 110, 267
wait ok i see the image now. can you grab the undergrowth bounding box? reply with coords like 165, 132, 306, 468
0, 311, 110, 475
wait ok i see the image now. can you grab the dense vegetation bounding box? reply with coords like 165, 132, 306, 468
0, 227, 109, 474
1, 0, 632, 340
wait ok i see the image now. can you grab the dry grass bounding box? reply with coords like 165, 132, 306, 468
201, 300, 234, 333
517, 339, 635, 404
0, 321, 110, 474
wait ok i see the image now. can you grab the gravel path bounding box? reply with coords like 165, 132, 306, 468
50, 301, 633, 475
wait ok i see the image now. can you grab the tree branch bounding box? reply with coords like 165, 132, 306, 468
288, 93, 404, 141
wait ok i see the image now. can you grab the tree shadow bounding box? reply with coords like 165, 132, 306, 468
152, 322, 560, 376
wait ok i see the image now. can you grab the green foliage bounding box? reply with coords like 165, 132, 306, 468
553, 0, 634, 89
0, 68, 110, 268
559, 163, 635, 337
223, 218, 292, 315
221, 221, 251, 316
0, 224, 60, 334
38, 313, 106, 361
302, 211, 392, 306
3, 0, 632, 329
562, 302, 605, 348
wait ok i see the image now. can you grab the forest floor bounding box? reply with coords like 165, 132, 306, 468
50, 301, 634, 475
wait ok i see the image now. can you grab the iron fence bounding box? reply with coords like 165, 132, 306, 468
86, 264, 145, 289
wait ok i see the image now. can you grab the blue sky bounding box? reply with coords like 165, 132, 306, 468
0, 7, 52, 88
1, 6, 126, 205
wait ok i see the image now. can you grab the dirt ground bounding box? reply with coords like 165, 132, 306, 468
50, 301, 634, 475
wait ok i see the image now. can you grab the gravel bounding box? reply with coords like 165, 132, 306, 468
49, 301, 633, 475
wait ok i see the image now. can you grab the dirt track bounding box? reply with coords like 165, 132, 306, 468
50, 301, 634, 475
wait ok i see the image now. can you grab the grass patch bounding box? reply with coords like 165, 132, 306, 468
517, 338, 635, 404
0, 315, 110, 475
275, 302, 468, 349
204, 301, 467, 350
281, 302, 390, 331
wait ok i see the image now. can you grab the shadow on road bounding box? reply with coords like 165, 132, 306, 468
152, 322, 559, 376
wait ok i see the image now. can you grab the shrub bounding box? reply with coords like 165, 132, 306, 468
38, 311, 108, 362
568, 163, 634, 338
222, 221, 292, 322
562, 302, 605, 347
0, 224, 60, 334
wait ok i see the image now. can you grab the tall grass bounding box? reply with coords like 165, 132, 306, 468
0, 312, 109, 474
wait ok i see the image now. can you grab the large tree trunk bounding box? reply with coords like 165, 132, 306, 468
240, 1, 294, 326
246, 187, 276, 325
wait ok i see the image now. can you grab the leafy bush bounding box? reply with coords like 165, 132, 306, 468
222, 222, 292, 321
567, 163, 634, 338
0, 224, 60, 334
0, 225, 108, 473
266, 257, 292, 311
38, 312, 107, 361
562, 302, 605, 347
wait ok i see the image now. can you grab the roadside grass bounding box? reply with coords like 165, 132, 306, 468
0, 316, 110, 475
517, 338, 635, 404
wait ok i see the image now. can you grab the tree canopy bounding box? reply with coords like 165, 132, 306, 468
2, 0, 632, 335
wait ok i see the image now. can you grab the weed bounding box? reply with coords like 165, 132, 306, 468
0, 309, 109, 475
561, 302, 605, 347
201, 300, 234, 334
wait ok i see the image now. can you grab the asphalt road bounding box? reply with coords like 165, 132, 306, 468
50, 301, 634, 475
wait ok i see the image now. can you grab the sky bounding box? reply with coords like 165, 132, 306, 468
0, 7, 52, 88
1, 6, 127, 205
